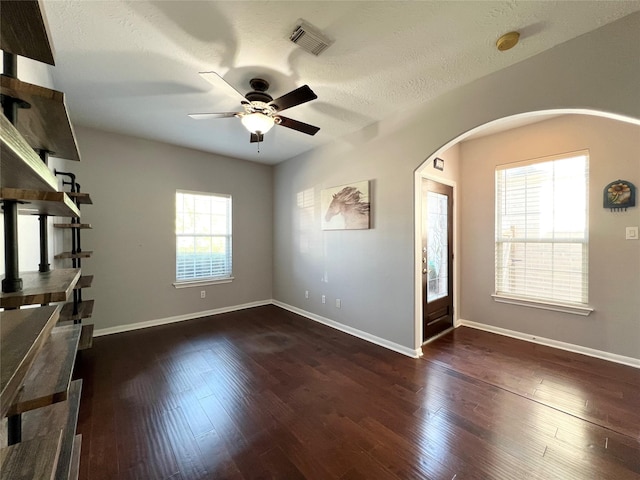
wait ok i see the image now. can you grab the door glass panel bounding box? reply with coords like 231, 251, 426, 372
427, 191, 448, 302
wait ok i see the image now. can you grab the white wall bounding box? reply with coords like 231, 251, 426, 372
273, 13, 640, 356
65, 126, 273, 331
459, 115, 640, 359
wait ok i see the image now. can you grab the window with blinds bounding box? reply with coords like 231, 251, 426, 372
175, 191, 232, 283
495, 151, 589, 305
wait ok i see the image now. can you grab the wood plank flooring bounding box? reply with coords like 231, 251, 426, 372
73, 305, 640, 480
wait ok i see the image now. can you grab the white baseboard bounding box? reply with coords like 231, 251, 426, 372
458, 319, 640, 369
273, 300, 422, 358
93, 300, 272, 337
94, 299, 422, 359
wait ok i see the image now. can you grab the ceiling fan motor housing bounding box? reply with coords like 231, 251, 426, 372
246, 78, 273, 103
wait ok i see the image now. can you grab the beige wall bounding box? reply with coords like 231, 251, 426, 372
458, 115, 640, 358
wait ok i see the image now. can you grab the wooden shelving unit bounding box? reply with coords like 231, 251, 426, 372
22, 380, 83, 480
54, 251, 93, 260
0, 431, 63, 480
53, 223, 92, 229
0, 306, 60, 418
1, 0, 90, 475
0, 269, 81, 308
74, 275, 93, 290
0, 0, 55, 65
6, 325, 81, 416
66, 192, 93, 205
78, 325, 94, 351
0, 75, 80, 161
0, 188, 79, 217
59, 299, 94, 323
69, 435, 82, 480
0, 114, 59, 191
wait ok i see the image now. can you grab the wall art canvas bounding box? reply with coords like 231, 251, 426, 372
321, 180, 370, 230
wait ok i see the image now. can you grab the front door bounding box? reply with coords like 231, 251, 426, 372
422, 179, 454, 341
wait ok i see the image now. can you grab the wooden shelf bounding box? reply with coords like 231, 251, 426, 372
1, 75, 80, 161
66, 192, 93, 205
6, 325, 81, 416
0, 269, 81, 308
23, 380, 82, 480
0, 188, 80, 217
74, 275, 93, 290
53, 223, 92, 229
1, 113, 58, 191
0, 305, 60, 418
54, 251, 93, 260
59, 300, 94, 323
69, 435, 82, 480
78, 324, 94, 351
0, 431, 63, 480
0, 0, 56, 65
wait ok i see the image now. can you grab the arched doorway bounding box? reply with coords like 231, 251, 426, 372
413, 109, 640, 354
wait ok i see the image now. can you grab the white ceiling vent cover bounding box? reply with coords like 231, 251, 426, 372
289, 20, 333, 56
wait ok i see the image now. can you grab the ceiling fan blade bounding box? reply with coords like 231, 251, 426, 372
250, 133, 264, 143
188, 112, 239, 120
277, 116, 320, 136
199, 71, 247, 102
268, 85, 317, 112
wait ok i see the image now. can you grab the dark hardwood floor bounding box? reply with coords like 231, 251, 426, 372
73, 305, 640, 479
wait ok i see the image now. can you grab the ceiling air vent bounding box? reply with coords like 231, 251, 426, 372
289, 20, 333, 56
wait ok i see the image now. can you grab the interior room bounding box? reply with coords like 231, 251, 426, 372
1, 2, 639, 479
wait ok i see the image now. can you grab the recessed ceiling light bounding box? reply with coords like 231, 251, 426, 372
496, 31, 520, 52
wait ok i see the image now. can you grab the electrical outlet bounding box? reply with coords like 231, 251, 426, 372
200, 290, 206, 299
336, 299, 341, 308
305, 290, 309, 299
321, 295, 326, 304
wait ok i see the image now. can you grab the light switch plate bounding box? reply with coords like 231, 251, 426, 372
626, 226, 638, 240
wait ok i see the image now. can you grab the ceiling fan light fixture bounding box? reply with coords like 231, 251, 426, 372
241, 112, 275, 134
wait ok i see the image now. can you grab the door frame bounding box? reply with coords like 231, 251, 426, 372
413, 168, 459, 354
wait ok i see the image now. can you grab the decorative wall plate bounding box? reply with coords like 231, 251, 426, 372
603, 179, 635, 211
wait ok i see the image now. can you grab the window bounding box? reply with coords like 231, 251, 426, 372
495, 151, 589, 311
175, 190, 232, 286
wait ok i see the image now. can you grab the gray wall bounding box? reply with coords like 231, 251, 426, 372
273, 13, 640, 355
69, 126, 273, 331
459, 115, 640, 359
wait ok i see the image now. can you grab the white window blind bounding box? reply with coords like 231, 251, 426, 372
176, 191, 232, 282
495, 152, 589, 305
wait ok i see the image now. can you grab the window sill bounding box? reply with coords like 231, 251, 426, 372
173, 277, 234, 289
491, 294, 594, 316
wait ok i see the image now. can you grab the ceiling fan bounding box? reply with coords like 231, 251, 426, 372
189, 72, 320, 143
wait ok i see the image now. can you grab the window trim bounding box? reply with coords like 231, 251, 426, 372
491, 293, 593, 316
494, 150, 590, 311
175, 189, 233, 285
172, 277, 234, 289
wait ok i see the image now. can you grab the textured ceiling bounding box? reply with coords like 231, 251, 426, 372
42, 1, 640, 164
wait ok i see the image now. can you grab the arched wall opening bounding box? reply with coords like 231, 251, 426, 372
413, 109, 640, 364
